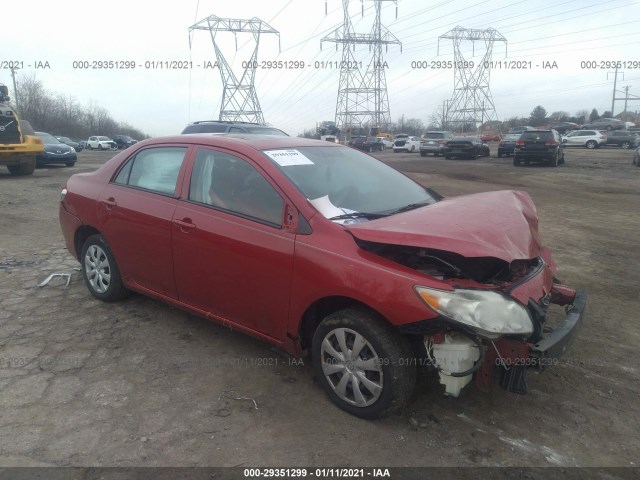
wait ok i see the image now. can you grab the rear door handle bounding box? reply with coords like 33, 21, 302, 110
100, 197, 117, 210
173, 218, 196, 232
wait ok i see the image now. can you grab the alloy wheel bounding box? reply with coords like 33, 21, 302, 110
84, 245, 111, 294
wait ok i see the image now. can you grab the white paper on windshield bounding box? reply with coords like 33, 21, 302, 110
264, 149, 314, 166
309, 196, 367, 225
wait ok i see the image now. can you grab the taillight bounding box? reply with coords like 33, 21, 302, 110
499, 141, 505, 145
516, 140, 525, 146
545, 140, 557, 146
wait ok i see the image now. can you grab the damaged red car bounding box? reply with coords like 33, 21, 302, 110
59, 135, 586, 419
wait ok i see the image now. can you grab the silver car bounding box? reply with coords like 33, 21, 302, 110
562, 130, 607, 149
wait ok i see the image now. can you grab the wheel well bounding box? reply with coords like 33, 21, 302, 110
297, 296, 386, 354
74, 225, 101, 261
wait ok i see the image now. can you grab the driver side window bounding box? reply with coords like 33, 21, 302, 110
188, 149, 284, 227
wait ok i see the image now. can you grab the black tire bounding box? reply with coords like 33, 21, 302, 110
420, 152, 426, 157
549, 152, 559, 167
514, 157, 522, 166
410, 145, 415, 152
98, 144, 104, 151
368, 146, 373, 152
312, 308, 415, 419
586, 140, 597, 149
7, 159, 36, 176
606, 125, 612, 131
65, 161, 76, 167
621, 141, 630, 149
80, 234, 128, 302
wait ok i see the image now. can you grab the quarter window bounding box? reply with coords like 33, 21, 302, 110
188, 149, 284, 226
113, 147, 186, 195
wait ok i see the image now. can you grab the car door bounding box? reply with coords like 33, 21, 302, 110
564, 131, 583, 146
97, 145, 189, 298
172, 147, 296, 340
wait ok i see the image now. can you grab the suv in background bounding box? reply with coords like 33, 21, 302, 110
181, 121, 289, 136
604, 130, 640, 149
112, 135, 138, 149
581, 118, 624, 131
514, 129, 564, 167
419, 131, 453, 157
562, 130, 607, 149
87, 136, 116, 150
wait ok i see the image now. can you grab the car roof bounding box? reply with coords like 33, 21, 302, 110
141, 133, 341, 151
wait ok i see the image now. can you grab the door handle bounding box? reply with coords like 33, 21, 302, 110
173, 218, 196, 232
100, 197, 117, 210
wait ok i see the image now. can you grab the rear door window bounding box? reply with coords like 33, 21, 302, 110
113, 147, 187, 195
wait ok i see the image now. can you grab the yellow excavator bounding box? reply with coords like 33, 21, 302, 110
0, 83, 43, 176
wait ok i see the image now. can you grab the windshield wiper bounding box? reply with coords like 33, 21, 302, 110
329, 212, 388, 221
387, 201, 431, 215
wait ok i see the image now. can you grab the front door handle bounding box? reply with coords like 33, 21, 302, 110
173, 218, 196, 232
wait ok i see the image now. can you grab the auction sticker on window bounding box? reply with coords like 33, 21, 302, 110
264, 149, 314, 166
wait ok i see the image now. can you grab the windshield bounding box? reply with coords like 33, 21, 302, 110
423, 133, 444, 139
263, 146, 436, 221
36, 132, 60, 144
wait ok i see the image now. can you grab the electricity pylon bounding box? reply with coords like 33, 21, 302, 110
322, 0, 401, 132
189, 16, 279, 124
438, 26, 507, 132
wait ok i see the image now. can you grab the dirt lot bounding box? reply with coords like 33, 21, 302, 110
0, 144, 639, 468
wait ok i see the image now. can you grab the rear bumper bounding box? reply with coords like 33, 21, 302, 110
59, 203, 83, 259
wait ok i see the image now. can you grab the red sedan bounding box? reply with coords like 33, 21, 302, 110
59, 134, 585, 418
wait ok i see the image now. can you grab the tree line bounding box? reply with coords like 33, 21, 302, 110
11, 74, 148, 141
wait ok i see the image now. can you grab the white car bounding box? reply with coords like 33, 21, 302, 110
376, 136, 394, 149
561, 130, 607, 149
87, 136, 116, 150
393, 134, 420, 153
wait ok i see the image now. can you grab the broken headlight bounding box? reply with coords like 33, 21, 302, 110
415, 286, 533, 338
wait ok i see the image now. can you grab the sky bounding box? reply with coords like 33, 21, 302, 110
2, 0, 639, 137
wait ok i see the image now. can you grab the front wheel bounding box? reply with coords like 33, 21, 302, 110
80, 234, 128, 302
621, 141, 630, 149
586, 140, 597, 149
312, 308, 415, 419
410, 145, 416, 152
7, 158, 36, 176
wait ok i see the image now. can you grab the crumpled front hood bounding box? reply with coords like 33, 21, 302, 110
347, 190, 542, 262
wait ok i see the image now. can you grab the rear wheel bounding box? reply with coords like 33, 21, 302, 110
410, 145, 415, 152
621, 141, 630, 149
550, 152, 559, 167
80, 234, 128, 302
312, 308, 415, 419
7, 158, 36, 176
586, 140, 597, 149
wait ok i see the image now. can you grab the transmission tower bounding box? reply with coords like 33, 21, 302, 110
438, 26, 506, 132
322, 0, 401, 132
189, 16, 279, 124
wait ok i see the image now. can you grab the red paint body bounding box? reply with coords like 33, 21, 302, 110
59, 135, 573, 360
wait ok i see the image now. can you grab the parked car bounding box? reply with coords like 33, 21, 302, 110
603, 130, 640, 149
552, 122, 580, 134
55, 136, 82, 152
182, 120, 289, 136
393, 134, 420, 153
443, 136, 489, 159
87, 136, 117, 150
507, 126, 535, 134
480, 133, 501, 142
35, 132, 77, 167
513, 129, 565, 167
562, 130, 607, 149
419, 131, 454, 157
348, 135, 366, 147
112, 134, 138, 150
581, 118, 624, 131
497, 134, 521, 157
634, 145, 640, 167
376, 136, 394, 149
58, 135, 585, 418
351, 136, 384, 152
